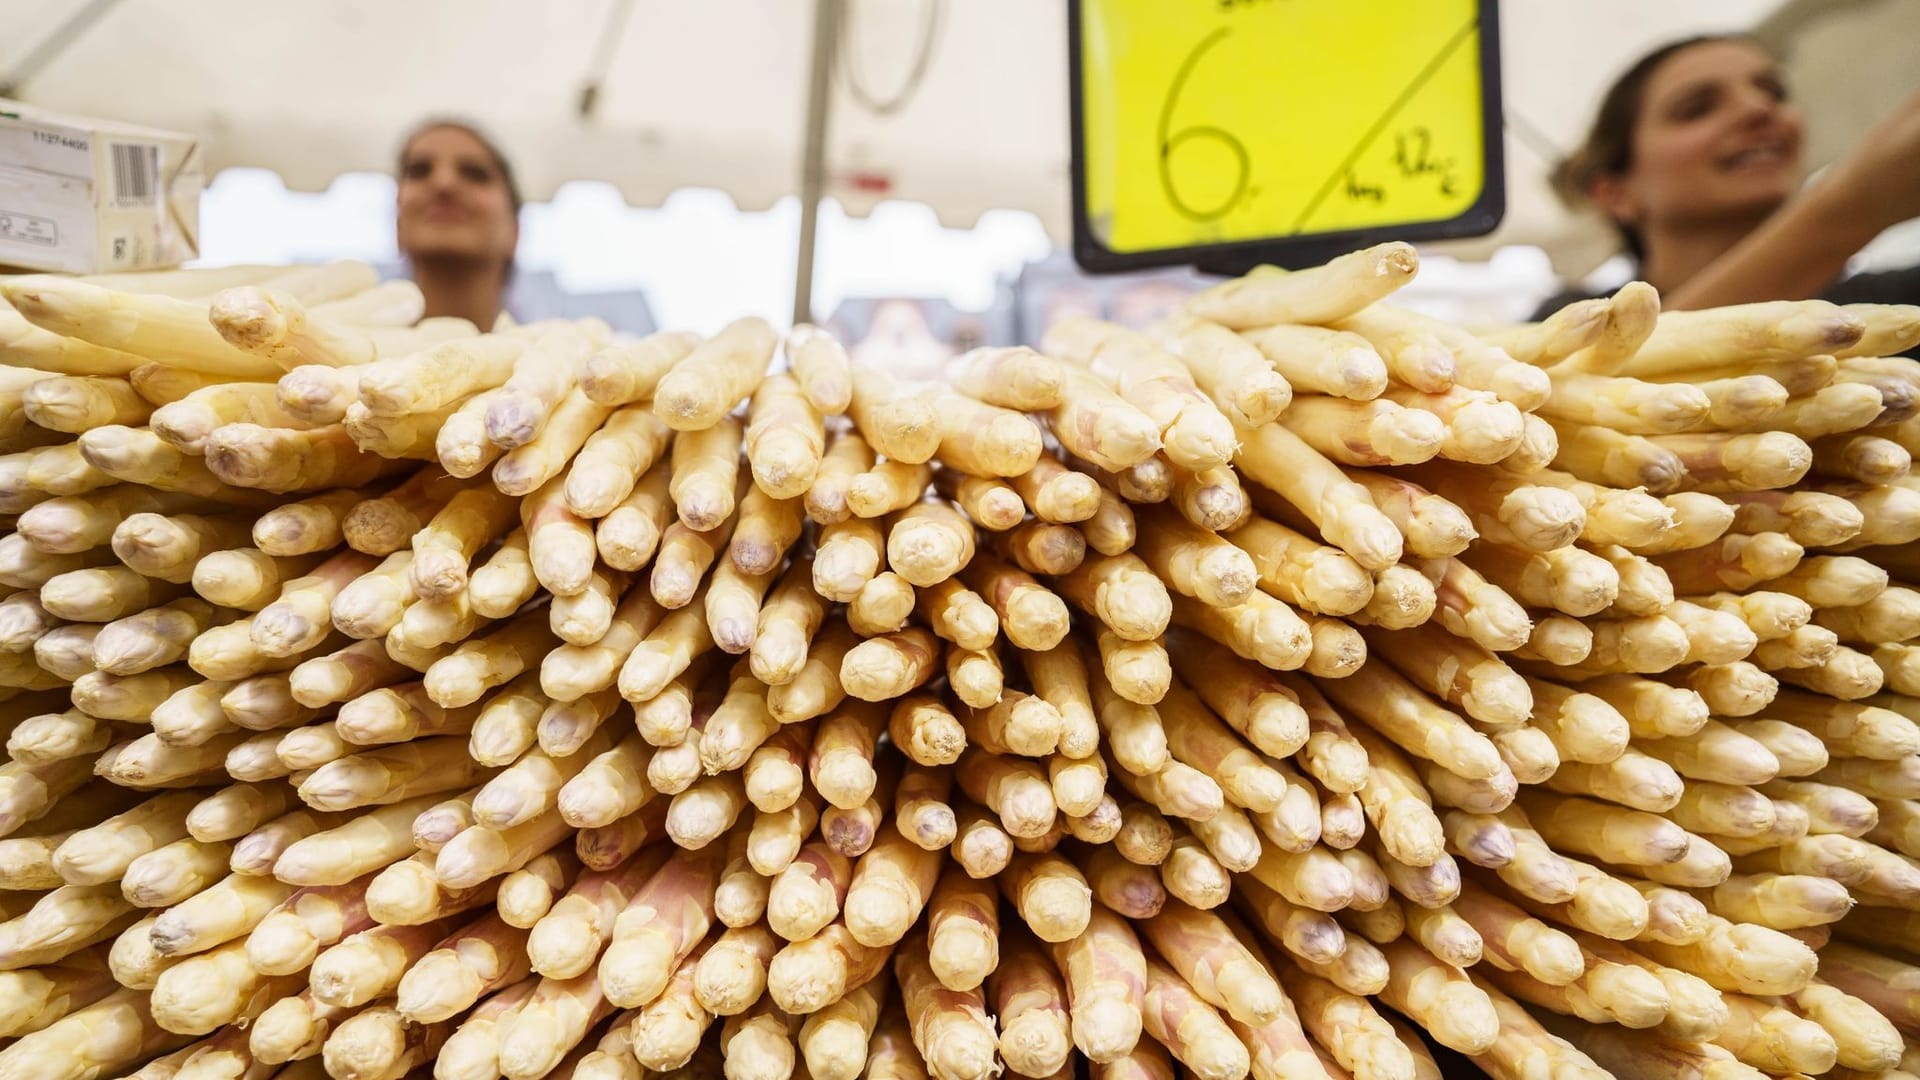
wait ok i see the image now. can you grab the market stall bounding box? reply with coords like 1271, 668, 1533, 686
5, 0, 1917, 280
1, 2, 1920, 1079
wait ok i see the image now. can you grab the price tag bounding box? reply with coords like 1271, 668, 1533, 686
1070, 0, 1505, 273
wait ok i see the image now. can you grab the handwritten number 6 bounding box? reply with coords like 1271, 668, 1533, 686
1157, 28, 1250, 223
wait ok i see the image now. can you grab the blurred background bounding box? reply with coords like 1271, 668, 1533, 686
3, 0, 1917, 349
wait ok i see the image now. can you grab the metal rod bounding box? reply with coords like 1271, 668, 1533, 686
577, 0, 639, 119
793, 0, 840, 326
0, 0, 126, 98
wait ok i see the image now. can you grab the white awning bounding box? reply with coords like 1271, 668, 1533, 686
4, 0, 1912, 274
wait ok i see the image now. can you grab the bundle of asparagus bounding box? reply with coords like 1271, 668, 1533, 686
0, 247, 1917, 1080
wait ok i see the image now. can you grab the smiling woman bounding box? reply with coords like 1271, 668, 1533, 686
395, 120, 524, 330
1536, 35, 1920, 319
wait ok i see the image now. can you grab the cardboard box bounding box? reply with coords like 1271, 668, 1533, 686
0, 99, 203, 274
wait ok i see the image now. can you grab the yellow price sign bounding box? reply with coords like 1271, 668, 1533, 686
1070, 0, 1504, 271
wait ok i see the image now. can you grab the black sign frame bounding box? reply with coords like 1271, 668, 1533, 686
1067, 0, 1507, 276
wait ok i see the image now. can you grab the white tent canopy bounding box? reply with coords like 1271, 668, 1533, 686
3, 0, 1915, 275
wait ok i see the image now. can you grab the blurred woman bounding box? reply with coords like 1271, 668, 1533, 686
395, 119, 521, 329
1537, 35, 1920, 318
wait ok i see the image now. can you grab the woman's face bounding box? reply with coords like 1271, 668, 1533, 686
1596, 40, 1804, 235
396, 125, 518, 267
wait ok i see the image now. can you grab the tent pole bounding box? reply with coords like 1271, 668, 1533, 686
0, 0, 126, 97
793, 0, 840, 326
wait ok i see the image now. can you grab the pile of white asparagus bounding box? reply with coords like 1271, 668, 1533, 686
0, 244, 1916, 1080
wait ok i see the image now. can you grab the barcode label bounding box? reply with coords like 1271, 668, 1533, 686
110, 143, 158, 206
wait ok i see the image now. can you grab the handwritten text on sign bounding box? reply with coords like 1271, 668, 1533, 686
1081, 0, 1488, 254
